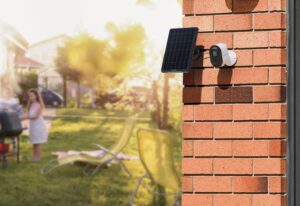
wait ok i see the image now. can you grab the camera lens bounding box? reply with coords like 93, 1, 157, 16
212, 50, 218, 57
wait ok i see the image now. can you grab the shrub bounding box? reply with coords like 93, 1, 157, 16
17, 71, 38, 105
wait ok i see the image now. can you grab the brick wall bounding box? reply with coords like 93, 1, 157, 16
181, 0, 287, 205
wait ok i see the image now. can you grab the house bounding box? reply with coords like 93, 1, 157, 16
0, 21, 28, 97
27, 34, 70, 92
15, 55, 44, 73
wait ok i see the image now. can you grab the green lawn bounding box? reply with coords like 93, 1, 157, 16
0, 109, 181, 206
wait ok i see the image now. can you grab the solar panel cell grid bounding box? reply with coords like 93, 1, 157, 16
161, 27, 199, 73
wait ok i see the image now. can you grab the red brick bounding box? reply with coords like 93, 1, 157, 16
233, 68, 268, 85
183, 71, 194, 85
253, 86, 286, 102
194, 0, 232, 14
181, 0, 288, 202
183, 87, 214, 103
191, 58, 201, 68
197, 33, 233, 49
194, 69, 245, 85
182, 194, 213, 206
269, 140, 287, 157
252, 195, 286, 206
182, 176, 193, 193
214, 158, 252, 175
183, 105, 194, 121
269, 177, 286, 193
269, 104, 287, 120
282, 196, 287, 206
269, 0, 287, 11
234, 32, 269, 49
194, 50, 253, 68
233, 176, 268, 193
194, 105, 232, 121
182, 140, 193, 157
182, 122, 213, 139
235, 50, 253, 66
269, 31, 287, 47
183, 16, 213, 32
214, 195, 252, 206
215, 87, 253, 103
194, 69, 232, 86
254, 13, 286, 30
194, 140, 232, 157
201, 52, 213, 68
253, 159, 286, 175
214, 122, 253, 139
214, 14, 252, 31
194, 176, 232, 193
182, 158, 213, 175
192, 55, 207, 69
183, 0, 194, 14
192, 52, 213, 68
233, 0, 268, 12
253, 122, 286, 139
233, 141, 268, 157
233, 104, 269, 121
254, 49, 286, 66
269, 67, 287, 84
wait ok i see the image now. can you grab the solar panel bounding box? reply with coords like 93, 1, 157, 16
161, 27, 199, 73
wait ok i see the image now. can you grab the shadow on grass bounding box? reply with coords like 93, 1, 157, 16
0, 112, 181, 206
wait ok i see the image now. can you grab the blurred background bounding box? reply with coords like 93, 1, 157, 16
0, 0, 183, 205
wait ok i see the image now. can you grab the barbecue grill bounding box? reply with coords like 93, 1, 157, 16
0, 110, 23, 168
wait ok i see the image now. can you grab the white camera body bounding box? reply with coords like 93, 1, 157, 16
209, 43, 237, 67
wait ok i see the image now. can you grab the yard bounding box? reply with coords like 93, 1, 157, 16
0, 109, 181, 206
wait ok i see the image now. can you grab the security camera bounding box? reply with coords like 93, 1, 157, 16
209, 43, 237, 67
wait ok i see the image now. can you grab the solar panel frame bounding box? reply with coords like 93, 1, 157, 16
161, 27, 199, 73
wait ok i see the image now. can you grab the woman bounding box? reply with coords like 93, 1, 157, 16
21, 88, 48, 162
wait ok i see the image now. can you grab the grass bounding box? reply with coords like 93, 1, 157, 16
0, 109, 181, 206
57, 108, 150, 118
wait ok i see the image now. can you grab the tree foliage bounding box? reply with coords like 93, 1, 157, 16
56, 46, 81, 82
55, 23, 146, 108
56, 23, 146, 90
17, 71, 38, 105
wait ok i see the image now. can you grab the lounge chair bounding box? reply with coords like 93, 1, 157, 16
41, 114, 138, 177
130, 128, 181, 206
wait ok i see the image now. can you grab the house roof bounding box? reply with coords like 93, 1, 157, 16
16, 55, 44, 68
0, 20, 28, 51
30, 34, 70, 48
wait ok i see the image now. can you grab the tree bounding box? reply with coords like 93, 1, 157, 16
161, 74, 170, 129
65, 33, 109, 84
152, 80, 161, 127
56, 46, 81, 107
150, 72, 180, 130
17, 71, 38, 105
106, 23, 146, 76
56, 23, 146, 108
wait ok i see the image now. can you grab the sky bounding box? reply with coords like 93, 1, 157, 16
0, 0, 182, 49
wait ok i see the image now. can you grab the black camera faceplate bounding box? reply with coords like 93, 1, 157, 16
209, 46, 223, 68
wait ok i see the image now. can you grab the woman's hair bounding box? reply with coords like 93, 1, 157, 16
27, 88, 45, 110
